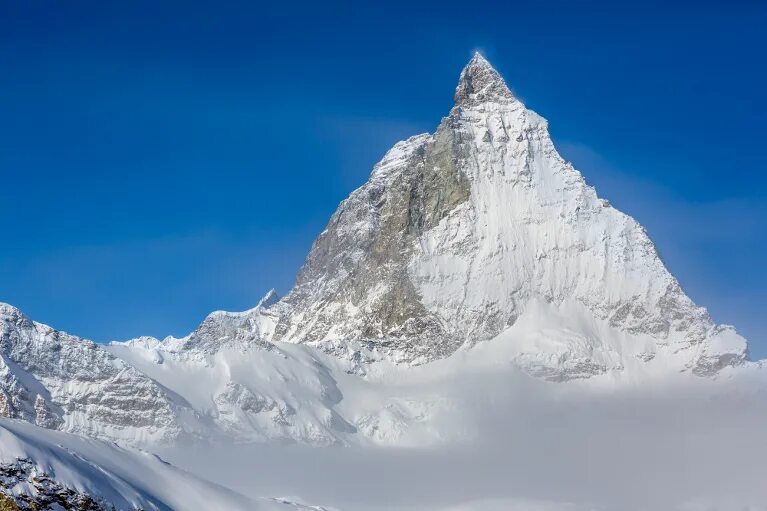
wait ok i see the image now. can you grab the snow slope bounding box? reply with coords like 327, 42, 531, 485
0, 418, 334, 510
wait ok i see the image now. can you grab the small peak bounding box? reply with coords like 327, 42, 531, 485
468, 51, 492, 69
0, 302, 24, 319
454, 52, 514, 106
256, 289, 280, 309
0, 303, 35, 330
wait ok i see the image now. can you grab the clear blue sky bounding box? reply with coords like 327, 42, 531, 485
1, 1, 765, 356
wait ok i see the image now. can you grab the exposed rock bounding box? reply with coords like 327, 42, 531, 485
0, 458, 113, 511
0, 304, 185, 444
0, 53, 753, 448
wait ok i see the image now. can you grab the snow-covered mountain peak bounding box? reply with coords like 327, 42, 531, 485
0, 53, 759, 452
454, 52, 515, 106
261, 53, 749, 377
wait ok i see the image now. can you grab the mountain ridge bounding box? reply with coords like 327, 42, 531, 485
0, 53, 757, 448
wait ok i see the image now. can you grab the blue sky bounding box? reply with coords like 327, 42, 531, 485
1, 1, 765, 356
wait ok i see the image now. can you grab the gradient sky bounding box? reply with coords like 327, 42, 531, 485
1, 1, 765, 356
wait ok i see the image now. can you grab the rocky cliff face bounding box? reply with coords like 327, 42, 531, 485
270, 129, 471, 364
0, 53, 753, 446
0, 303, 187, 444
265, 53, 748, 375
0, 300, 358, 446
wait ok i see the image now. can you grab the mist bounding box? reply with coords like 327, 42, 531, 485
160, 367, 767, 510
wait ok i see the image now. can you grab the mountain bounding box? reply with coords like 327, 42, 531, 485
0, 302, 187, 444
263, 53, 748, 377
0, 53, 756, 449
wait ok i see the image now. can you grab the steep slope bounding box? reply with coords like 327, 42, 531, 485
249, 53, 748, 376
0, 298, 441, 447
0, 303, 199, 444
106, 323, 360, 446
0, 418, 329, 510
0, 300, 367, 446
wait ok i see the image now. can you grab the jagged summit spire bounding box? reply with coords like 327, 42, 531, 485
454, 52, 514, 106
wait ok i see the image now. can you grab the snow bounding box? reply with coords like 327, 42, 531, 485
158, 366, 767, 510
0, 418, 332, 510
0, 53, 764, 511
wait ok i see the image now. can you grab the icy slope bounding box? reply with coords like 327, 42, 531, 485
0, 418, 329, 510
